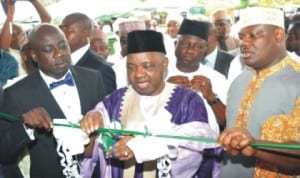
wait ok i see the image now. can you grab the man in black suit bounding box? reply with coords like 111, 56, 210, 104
0, 24, 107, 178
203, 22, 235, 78
60, 12, 116, 94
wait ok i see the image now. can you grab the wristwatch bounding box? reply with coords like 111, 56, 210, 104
207, 94, 221, 106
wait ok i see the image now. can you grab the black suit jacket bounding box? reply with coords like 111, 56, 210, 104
76, 49, 116, 94
0, 66, 107, 178
214, 49, 235, 78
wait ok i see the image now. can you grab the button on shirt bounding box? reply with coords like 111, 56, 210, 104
41, 70, 82, 123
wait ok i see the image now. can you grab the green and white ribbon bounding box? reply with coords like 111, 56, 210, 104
1, 112, 300, 150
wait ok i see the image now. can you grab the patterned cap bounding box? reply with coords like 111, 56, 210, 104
239, 7, 284, 30
211, 9, 229, 21
118, 19, 146, 34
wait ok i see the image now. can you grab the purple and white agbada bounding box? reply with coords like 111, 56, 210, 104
80, 83, 220, 178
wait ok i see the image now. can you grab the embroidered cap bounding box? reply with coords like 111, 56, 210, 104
239, 7, 284, 30
178, 19, 210, 41
166, 13, 183, 24
127, 30, 166, 54
118, 19, 146, 34
211, 9, 229, 21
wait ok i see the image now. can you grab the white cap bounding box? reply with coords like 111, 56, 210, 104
187, 14, 209, 22
112, 17, 127, 32
118, 18, 146, 34
211, 9, 229, 22
166, 13, 183, 24
239, 7, 284, 30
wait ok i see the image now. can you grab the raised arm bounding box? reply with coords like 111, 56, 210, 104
30, 0, 51, 23
0, 1, 14, 51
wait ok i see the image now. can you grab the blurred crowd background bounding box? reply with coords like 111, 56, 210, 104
0, 0, 300, 69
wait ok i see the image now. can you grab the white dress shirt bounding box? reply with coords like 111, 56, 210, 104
167, 63, 229, 134
71, 44, 90, 65
40, 70, 82, 123
203, 47, 218, 69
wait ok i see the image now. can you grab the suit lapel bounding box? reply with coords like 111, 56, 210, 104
70, 67, 89, 115
32, 72, 66, 119
216, 51, 229, 72
75, 49, 89, 66
214, 50, 223, 71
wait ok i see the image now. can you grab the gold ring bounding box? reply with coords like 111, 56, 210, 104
123, 151, 128, 157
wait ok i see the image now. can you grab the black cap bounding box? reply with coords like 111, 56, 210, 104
178, 19, 209, 41
127, 30, 166, 54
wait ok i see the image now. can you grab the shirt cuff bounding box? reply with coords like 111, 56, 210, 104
23, 124, 35, 140
126, 136, 169, 163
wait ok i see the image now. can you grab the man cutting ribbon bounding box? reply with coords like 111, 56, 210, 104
0, 24, 107, 178
79, 30, 220, 178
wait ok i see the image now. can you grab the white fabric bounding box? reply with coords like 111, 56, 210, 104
71, 44, 90, 65
157, 156, 172, 178
126, 104, 175, 163
17, 68, 83, 178
90, 84, 220, 177
127, 136, 170, 163
52, 119, 89, 156
167, 63, 229, 134
56, 141, 82, 178
288, 51, 300, 62
40, 71, 85, 177
204, 47, 218, 69
227, 54, 246, 85
52, 119, 89, 178
93, 92, 219, 164
23, 125, 35, 140
127, 120, 219, 164
106, 52, 123, 66
112, 57, 129, 88
239, 7, 284, 30
106, 36, 122, 66
4, 74, 27, 89
92, 103, 173, 165
163, 34, 176, 66
40, 70, 82, 123
166, 14, 183, 24
167, 121, 219, 178
19, 125, 32, 178
118, 19, 146, 34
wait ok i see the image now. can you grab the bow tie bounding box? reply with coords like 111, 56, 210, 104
49, 72, 75, 90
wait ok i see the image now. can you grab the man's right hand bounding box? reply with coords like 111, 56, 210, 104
22, 107, 53, 132
80, 111, 104, 134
